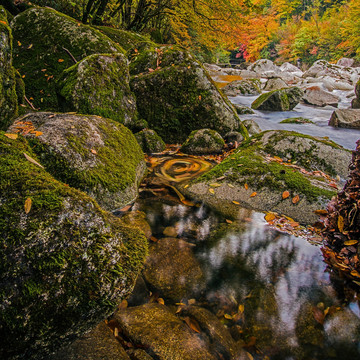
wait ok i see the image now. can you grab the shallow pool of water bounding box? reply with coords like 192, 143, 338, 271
133, 194, 360, 359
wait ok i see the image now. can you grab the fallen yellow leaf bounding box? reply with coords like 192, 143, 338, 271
4, 133, 18, 140
337, 215, 344, 233
344, 240, 358, 246
24, 197, 32, 214
232, 200, 240, 205
209, 188, 215, 195
238, 304, 244, 313
265, 212, 276, 222
282, 191, 290, 199
250, 192, 257, 197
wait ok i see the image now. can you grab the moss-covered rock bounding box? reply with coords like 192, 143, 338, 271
233, 104, 254, 115
56, 53, 138, 128
280, 117, 314, 124
222, 79, 261, 97
11, 7, 124, 110
143, 237, 205, 301
8, 112, 146, 211
351, 97, 360, 109
251, 87, 303, 111
180, 128, 225, 155
180, 130, 350, 224
0, 132, 148, 359
134, 128, 166, 153
113, 303, 217, 360
242, 119, 261, 135
95, 26, 150, 51
130, 46, 246, 143
0, 6, 18, 129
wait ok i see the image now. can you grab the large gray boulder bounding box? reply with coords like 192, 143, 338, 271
130, 45, 247, 143
113, 303, 217, 360
222, 79, 261, 96
303, 86, 340, 107
329, 109, 360, 129
181, 130, 350, 224
251, 87, 303, 111
11, 7, 123, 110
56, 53, 139, 129
0, 6, 18, 130
263, 77, 288, 91
0, 132, 148, 359
8, 112, 146, 211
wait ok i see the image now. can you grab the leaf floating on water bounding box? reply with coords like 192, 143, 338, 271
292, 195, 300, 204
250, 192, 257, 197
24, 197, 32, 214
184, 316, 201, 333
337, 215, 344, 233
232, 200, 240, 205
282, 191, 290, 199
244, 183, 249, 190
24, 153, 44, 169
246, 352, 254, 360
209, 188, 215, 195
265, 212, 276, 222
4, 133, 18, 140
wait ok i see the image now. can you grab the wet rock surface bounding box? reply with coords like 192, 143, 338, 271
302, 86, 340, 107
135, 129, 166, 154
222, 79, 261, 97
329, 109, 360, 129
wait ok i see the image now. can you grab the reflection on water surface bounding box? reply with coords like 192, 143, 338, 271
134, 195, 360, 359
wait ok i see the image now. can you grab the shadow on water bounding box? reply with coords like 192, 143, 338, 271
134, 194, 360, 359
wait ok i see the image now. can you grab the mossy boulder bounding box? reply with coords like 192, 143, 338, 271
8, 112, 146, 211
56, 53, 138, 128
233, 104, 254, 115
130, 46, 245, 143
180, 128, 225, 155
143, 237, 205, 301
280, 117, 314, 124
134, 128, 166, 153
96, 26, 150, 51
242, 119, 261, 135
11, 7, 124, 110
0, 6, 18, 129
0, 132, 148, 359
180, 130, 350, 224
222, 79, 261, 97
251, 87, 303, 111
113, 303, 216, 360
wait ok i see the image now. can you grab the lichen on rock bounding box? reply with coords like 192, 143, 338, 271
8, 112, 146, 211
130, 45, 247, 143
11, 7, 124, 110
56, 53, 139, 128
0, 132, 148, 359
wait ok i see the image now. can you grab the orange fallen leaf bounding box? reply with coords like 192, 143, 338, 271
292, 195, 300, 204
24, 197, 32, 214
91, 149, 97, 155
265, 212, 276, 222
282, 191, 290, 199
0, 20, 7, 25
232, 200, 240, 205
250, 192, 257, 197
58, 59, 64, 62
225, 219, 233, 224
17, 40, 22, 46
238, 304, 244, 313
184, 316, 201, 333
314, 209, 328, 216
157, 298, 165, 305
224, 314, 233, 320
150, 236, 158, 243
4, 133, 18, 140
244, 183, 249, 190
344, 240, 358, 246
34, 131, 43, 137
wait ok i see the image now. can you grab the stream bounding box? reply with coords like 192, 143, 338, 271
114, 76, 360, 359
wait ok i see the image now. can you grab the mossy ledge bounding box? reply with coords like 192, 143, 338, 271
0, 131, 148, 359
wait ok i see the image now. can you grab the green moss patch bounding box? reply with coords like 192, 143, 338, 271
11, 7, 124, 110
0, 131, 148, 359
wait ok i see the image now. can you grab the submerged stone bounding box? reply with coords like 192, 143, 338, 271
143, 237, 205, 301
180, 128, 225, 155
251, 87, 303, 111
8, 112, 146, 211
0, 132, 148, 359
130, 45, 246, 143
113, 303, 217, 360
11, 7, 123, 110
56, 53, 138, 128
0, 6, 18, 129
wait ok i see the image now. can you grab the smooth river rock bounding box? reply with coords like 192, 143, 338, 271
329, 109, 360, 129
